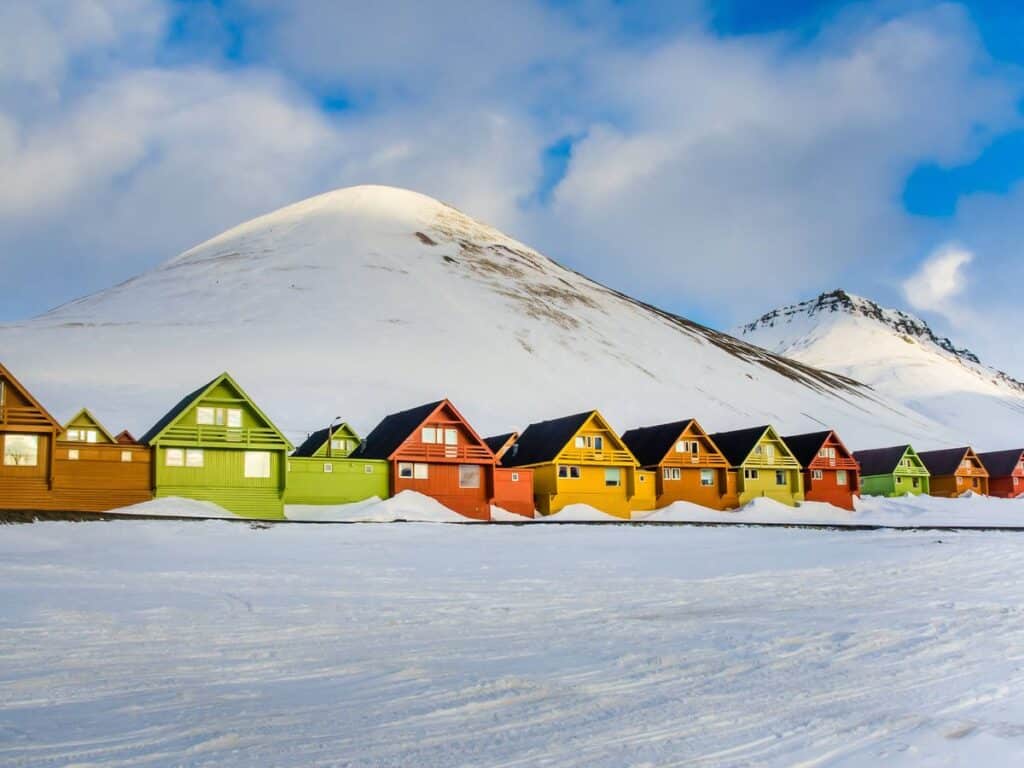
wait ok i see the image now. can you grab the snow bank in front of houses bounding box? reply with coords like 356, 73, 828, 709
285, 491, 484, 523
107, 496, 238, 519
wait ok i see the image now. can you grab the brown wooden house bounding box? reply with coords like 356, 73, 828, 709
918, 447, 990, 497
977, 449, 1024, 498
783, 430, 860, 511
0, 362, 61, 511
620, 419, 738, 510
53, 408, 153, 512
357, 400, 534, 520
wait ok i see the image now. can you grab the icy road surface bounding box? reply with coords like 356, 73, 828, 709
2, 521, 1024, 767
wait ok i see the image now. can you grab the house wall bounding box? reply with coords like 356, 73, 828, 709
548, 464, 634, 518
892, 472, 929, 496
656, 467, 738, 510
52, 444, 152, 512
284, 457, 389, 505
392, 461, 492, 520
990, 475, 1024, 498
154, 446, 287, 519
802, 469, 859, 511
737, 467, 804, 506
930, 473, 989, 498
493, 467, 535, 517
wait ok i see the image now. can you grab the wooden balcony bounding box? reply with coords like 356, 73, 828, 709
744, 453, 801, 469
0, 406, 54, 428
398, 443, 494, 462
159, 425, 284, 447
664, 453, 728, 468
557, 448, 636, 465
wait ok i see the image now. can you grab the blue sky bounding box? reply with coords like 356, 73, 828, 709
1, 0, 1023, 371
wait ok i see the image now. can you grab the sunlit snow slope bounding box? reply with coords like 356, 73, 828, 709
1, 187, 945, 446
738, 290, 1024, 448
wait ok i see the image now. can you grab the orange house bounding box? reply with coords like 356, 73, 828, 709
978, 449, 1024, 498
0, 362, 61, 511
918, 447, 990, 497
620, 419, 738, 510
783, 430, 860, 511
357, 400, 534, 520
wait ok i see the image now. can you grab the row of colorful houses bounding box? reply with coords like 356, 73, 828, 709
2, 362, 1022, 521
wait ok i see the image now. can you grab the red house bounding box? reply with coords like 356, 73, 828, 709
783, 430, 860, 511
357, 400, 534, 520
977, 449, 1024, 498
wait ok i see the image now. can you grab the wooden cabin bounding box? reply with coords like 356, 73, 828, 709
708, 425, 805, 507
141, 373, 292, 519
918, 447, 990, 497
284, 422, 389, 506
977, 449, 1024, 498
52, 408, 152, 512
620, 419, 738, 510
853, 445, 930, 497
356, 399, 534, 520
783, 430, 860, 511
500, 410, 655, 518
0, 362, 61, 511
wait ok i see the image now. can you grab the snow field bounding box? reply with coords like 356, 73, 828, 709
1, 522, 1024, 766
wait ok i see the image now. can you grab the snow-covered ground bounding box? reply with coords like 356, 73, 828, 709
2, 521, 1024, 766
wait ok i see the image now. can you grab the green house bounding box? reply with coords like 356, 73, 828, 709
853, 445, 931, 497
284, 423, 389, 506
140, 373, 292, 519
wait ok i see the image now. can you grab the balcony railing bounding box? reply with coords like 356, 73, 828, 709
744, 453, 801, 468
0, 406, 55, 427
400, 443, 494, 462
557, 448, 636, 465
160, 425, 284, 446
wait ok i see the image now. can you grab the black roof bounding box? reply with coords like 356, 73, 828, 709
355, 400, 444, 460
977, 449, 1024, 476
852, 446, 911, 476
484, 432, 516, 456
501, 412, 593, 467
918, 447, 971, 476
292, 425, 348, 458
140, 376, 216, 445
782, 431, 833, 468
707, 426, 770, 467
620, 420, 695, 467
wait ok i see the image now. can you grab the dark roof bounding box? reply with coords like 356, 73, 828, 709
140, 376, 216, 445
978, 449, 1024, 476
501, 412, 592, 467
918, 447, 971, 476
852, 446, 911, 476
484, 432, 515, 456
292, 426, 343, 457
782, 431, 833, 467
355, 400, 444, 460
620, 420, 695, 467
707, 426, 770, 467
115, 430, 137, 445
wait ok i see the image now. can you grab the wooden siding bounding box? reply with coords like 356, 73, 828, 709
801, 432, 860, 511
284, 457, 389, 505
493, 467, 535, 517
734, 429, 805, 507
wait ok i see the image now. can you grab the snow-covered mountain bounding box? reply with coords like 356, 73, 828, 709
0, 187, 957, 448
738, 290, 1024, 447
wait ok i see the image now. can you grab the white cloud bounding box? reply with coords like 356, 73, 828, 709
902, 243, 974, 320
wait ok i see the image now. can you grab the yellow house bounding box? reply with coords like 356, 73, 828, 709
707, 425, 805, 507
501, 410, 655, 518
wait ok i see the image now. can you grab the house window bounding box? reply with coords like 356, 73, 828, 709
459, 464, 481, 488
700, 469, 714, 486
511, 472, 519, 482
604, 468, 621, 487
691, 442, 699, 456
185, 449, 204, 468
121, 451, 132, 463
836, 470, 848, 486
971, 477, 979, 488
594, 436, 603, 451
775, 470, 786, 486
912, 477, 920, 488
4, 435, 40, 466
663, 467, 681, 481
399, 462, 414, 478
67, 429, 98, 443
575, 436, 586, 449
413, 463, 429, 480
197, 407, 241, 427
196, 407, 215, 425
68, 449, 79, 461
421, 427, 437, 444
444, 429, 458, 446
812, 469, 824, 480
165, 448, 184, 467
1015, 477, 1020, 487
766, 445, 775, 459
818, 448, 828, 458
675, 441, 687, 453
364, 465, 374, 474
744, 468, 758, 480
754, 446, 762, 456
331, 438, 353, 453
244, 451, 270, 478
956, 476, 963, 486
559, 465, 581, 479
323, 463, 333, 474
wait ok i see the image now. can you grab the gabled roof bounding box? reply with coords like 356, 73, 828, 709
62, 407, 117, 444
292, 423, 357, 458
707, 425, 771, 467
620, 419, 697, 467
978, 449, 1024, 476
0, 361, 61, 429
781, 431, 832, 467
140, 372, 292, 449
484, 432, 517, 459
918, 447, 974, 476
852, 445, 912, 476
357, 399, 493, 462
500, 411, 593, 467
115, 430, 138, 445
